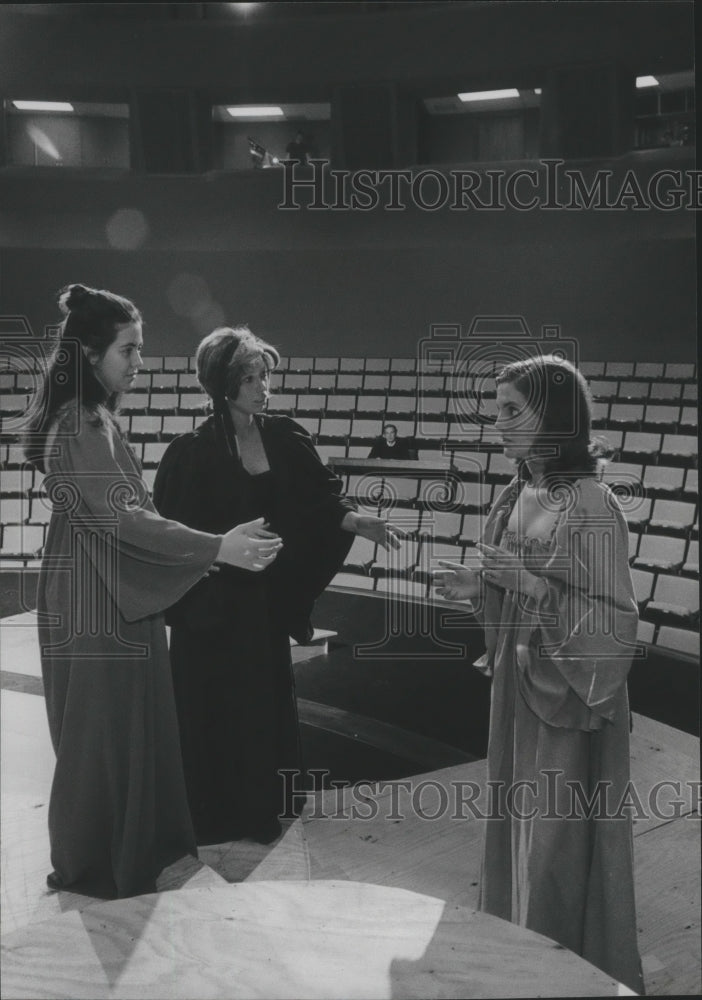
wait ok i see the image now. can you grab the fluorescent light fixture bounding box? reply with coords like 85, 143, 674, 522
458, 88, 520, 102
636, 76, 659, 89
12, 100, 74, 112
533, 88, 542, 96
226, 105, 284, 118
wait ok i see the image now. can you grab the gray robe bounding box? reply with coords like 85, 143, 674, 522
37, 402, 220, 898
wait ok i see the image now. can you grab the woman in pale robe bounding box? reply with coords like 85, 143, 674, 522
24, 283, 282, 899
435, 355, 644, 994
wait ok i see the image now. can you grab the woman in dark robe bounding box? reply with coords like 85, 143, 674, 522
24, 285, 282, 899
153, 326, 402, 846
434, 355, 643, 994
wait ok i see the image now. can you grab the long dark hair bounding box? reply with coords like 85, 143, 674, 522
495, 354, 605, 486
23, 283, 142, 472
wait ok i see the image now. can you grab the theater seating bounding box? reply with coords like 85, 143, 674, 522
0, 355, 697, 660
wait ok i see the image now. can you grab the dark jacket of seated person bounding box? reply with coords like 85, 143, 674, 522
368, 426, 416, 460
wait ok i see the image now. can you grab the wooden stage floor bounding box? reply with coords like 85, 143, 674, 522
1, 609, 700, 996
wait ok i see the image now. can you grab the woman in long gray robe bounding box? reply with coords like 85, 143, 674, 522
435, 355, 644, 994
26, 284, 280, 898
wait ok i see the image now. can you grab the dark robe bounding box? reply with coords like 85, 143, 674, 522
153, 412, 355, 844
37, 402, 220, 899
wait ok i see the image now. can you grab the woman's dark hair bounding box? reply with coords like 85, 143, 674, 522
196, 325, 279, 405
495, 354, 605, 483
23, 283, 142, 471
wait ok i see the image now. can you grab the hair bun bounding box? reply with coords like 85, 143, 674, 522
58, 283, 93, 315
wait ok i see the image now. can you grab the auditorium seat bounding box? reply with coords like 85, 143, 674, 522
682, 540, 698, 577
178, 372, 201, 390
347, 445, 370, 458
458, 482, 492, 511
267, 394, 296, 414
634, 362, 665, 379
28, 496, 52, 524
292, 416, 318, 437
643, 405, 680, 431
336, 373, 364, 391
488, 452, 516, 482
680, 406, 698, 431
416, 447, 449, 462
309, 373, 336, 391
382, 477, 420, 502
363, 374, 390, 392
140, 356, 163, 372
580, 362, 605, 377
350, 418, 383, 440
420, 511, 463, 543
390, 358, 416, 373
152, 373, 179, 389
1, 524, 44, 557
315, 444, 345, 465
288, 357, 314, 373
647, 499, 697, 534
623, 497, 652, 531
162, 416, 195, 438
661, 434, 697, 463
617, 382, 649, 402
284, 374, 310, 391
461, 513, 487, 545
385, 396, 417, 416
163, 357, 190, 373
370, 537, 420, 575
602, 461, 642, 486
622, 431, 661, 461
636, 619, 656, 644
682, 383, 697, 402
339, 357, 364, 372
591, 401, 609, 427
142, 468, 157, 492
143, 442, 170, 465
314, 357, 339, 373
655, 625, 699, 657
365, 358, 391, 374
649, 382, 682, 402
452, 451, 489, 476
390, 375, 417, 393
589, 379, 619, 400
664, 363, 695, 380
0, 497, 27, 524
179, 393, 208, 411
420, 420, 450, 442
344, 535, 377, 572
633, 536, 686, 572
418, 375, 446, 394
642, 465, 685, 496
130, 415, 162, 439
325, 394, 356, 414
296, 395, 326, 415
149, 393, 179, 413
630, 567, 655, 606
120, 392, 148, 413
645, 574, 699, 625
609, 403, 644, 427
605, 362, 635, 378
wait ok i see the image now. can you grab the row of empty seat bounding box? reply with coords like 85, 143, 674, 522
2, 355, 695, 378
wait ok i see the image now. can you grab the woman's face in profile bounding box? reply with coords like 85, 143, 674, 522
229, 355, 271, 416
495, 380, 541, 460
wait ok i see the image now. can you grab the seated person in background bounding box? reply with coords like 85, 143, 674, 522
368, 423, 417, 460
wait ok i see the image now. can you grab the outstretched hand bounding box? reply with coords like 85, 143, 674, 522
217, 517, 283, 573
433, 560, 481, 602
353, 514, 405, 550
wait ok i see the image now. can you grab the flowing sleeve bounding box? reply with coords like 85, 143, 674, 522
274, 416, 357, 528
515, 480, 639, 729
266, 417, 357, 642
45, 407, 221, 623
